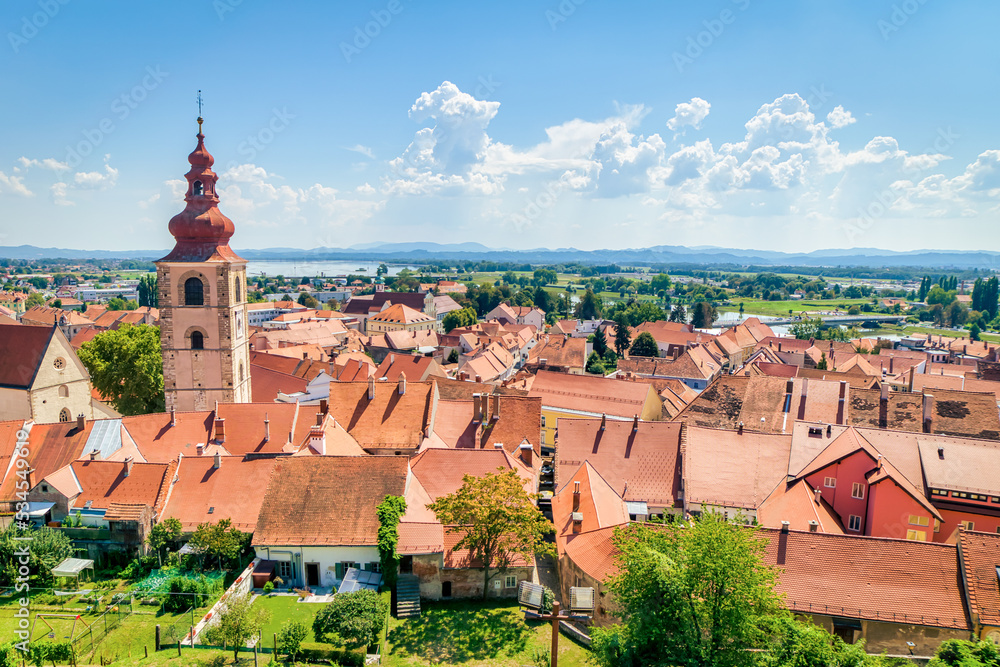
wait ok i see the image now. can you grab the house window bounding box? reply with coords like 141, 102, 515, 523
59, 408, 71, 422
41, 485, 48, 493
191, 331, 204, 350
909, 515, 929, 527
934, 519, 941, 533
276, 560, 293, 580
505, 575, 517, 589
184, 277, 204, 306
851, 483, 865, 500
906, 530, 927, 541
962, 521, 975, 530
824, 477, 836, 488
848, 515, 862, 532
930, 489, 948, 496
540, 430, 546, 445
540, 415, 546, 427
234, 282, 241, 302
366, 562, 381, 573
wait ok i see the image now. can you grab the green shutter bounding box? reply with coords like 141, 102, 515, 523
335, 563, 344, 580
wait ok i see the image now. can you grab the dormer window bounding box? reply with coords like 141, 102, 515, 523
193, 180, 204, 196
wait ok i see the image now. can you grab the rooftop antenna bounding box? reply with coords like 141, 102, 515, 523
197, 89, 204, 133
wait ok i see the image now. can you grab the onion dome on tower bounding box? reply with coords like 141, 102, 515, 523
159, 116, 244, 263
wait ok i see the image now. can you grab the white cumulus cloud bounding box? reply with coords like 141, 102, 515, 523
666, 97, 711, 131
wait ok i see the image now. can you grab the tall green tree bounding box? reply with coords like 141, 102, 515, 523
427, 468, 554, 599
189, 518, 248, 572
137, 274, 158, 308
146, 517, 182, 567
533, 286, 551, 314
628, 332, 660, 358
78, 324, 164, 416
574, 289, 603, 320
591, 515, 784, 667
203, 593, 271, 661
690, 301, 717, 328
613, 312, 631, 357
592, 326, 609, 357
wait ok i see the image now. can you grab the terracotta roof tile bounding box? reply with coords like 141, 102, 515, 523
254, 456, 410, 546
684, 426, 792, 510
326, 381, 434, 450
1, 420, 91, 501
0, 323, 54, 388
397, 522, 444, 554
409, 448, 533, 501
529, 370, 654, 419
526, 335, 587, 371
63, 459, 171, 511
442, 528, 533, 569
551, 462, 628, 550
562, 525, 622, 582
369, 303, 434, 325
758, 479, 844, 534
162, 456, 277, 532
958, 529, 1000, 627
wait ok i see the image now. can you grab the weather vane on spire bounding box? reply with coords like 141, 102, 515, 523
197, 90, 204, 133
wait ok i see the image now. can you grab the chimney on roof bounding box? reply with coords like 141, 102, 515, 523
89, 450, 98, 461
493, 441, 504, 449
876, 454, 883, 470
737, 421, 744, 435
492, 394, 500, 420
813, 487, 822, 504
316, 412, 324, 426
836, 381, 847, 425
938, 446, 945, 459
780, 520, 790, 534
889, 355, 894, 375
808, 520, 818, 533
310, 425, 326, 455
320, 399, 328, 416
213, 452, 222, 469
124, 456, 133, 477
214, 418, 225, 442
572, 512, 582, 534
908, 365, 916, 392
519, 441, 533, 467
922, 393, 935, 434
600, 413, 606, 431
879, 383, 889, 429
170, 406, 176, 427
475, 375, 482, 383
777, 341, 783, 353
264, 414, 270, 442
472, 393, 482, 423
632, 415, 639, 432
573, 481, 581, 512
196, 443, 204, 456
368, 375, 375, 400
398, 372, 407, 396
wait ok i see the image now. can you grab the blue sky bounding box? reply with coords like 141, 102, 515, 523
1, 1, 998, 253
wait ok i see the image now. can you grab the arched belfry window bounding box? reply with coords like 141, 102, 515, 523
59, 408, 71, 422
193, 180, 204, 196
184, 277, 204, 306
191, 331, 204, 350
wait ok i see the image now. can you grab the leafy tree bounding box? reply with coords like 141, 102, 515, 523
817, 352, 828, 370
428, 468, 554, 599
926, 285, 957, 307
138, 274, 158, 308
277, 619, 309, 661
613, 312, 631, 357
574, 289, 602, 320
929, 638, 1000, 666
668, 304, 686, 323
50, 298, 62, 309
25, 292, 45, 308
78, 324, 165, 416
297, 292, 319, 308
650, 273, 671, 295
376, 263, 388, 277
628, 332, 659, 358
533, 286, 551, 314
0, 526, 73, 586
764, 616, 879, 667
313, 589, 388, 650
442, 307, 478, 333
591, 514, 784, 667
790, 318, 821, 340
376, 495, 407, 588
189, 518, 248, 572
203, 593, 271, 661
586, 351, 606, 375
147, 517, 182, 567
970, 322, 982, 341
690, 301, 717, 328
592, 327, 608, 357
847, 305, 861, 315
447, 348, 459, 364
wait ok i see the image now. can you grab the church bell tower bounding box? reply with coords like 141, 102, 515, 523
156, 112, 251, 411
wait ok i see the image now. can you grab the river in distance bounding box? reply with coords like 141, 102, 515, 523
246, 260, 419, 278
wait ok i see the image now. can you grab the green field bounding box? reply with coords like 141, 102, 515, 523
718, 297, 874, 318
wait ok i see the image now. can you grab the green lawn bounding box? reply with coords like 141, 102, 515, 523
253, 594, 321, 647
384, 599, 591, 667
718, 297, 874, 318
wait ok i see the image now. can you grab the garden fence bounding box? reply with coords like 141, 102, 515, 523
70, 601, 132, 656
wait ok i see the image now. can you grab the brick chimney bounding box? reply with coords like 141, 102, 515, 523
316, 411, 324, 426
398, 372, 407, 396
573, 481, 581, 511
808, 520, 818, 533
889, 355, 894, 375
632, 415, 639, 431
737, 421, 744, 435
170, 406, 176, 427
491, 394, 500, 421
878, 383, 889, 429
600, 413, 606, 431
367, 375, 375, 400
124, 456, 133, 477
213, 452, 222, 469
264, 414, 270, 442
836, 381, 847, 425
813, 487, 822, 504
472, 393, 482, 423
320, 399, 328, 416
780, 520, 790, 534
518, 441, 533, 467
76, 414, 85, 431
214, 417, 226, 442
572, 512, 582, 534
922, 393, 935, 433
196, 443, 204, 456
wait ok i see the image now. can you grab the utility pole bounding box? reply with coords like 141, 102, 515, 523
537, 601, 570, 667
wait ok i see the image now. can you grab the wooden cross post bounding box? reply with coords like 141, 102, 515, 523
537, 601, 570, 667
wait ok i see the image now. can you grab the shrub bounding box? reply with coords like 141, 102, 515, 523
162, 575, 221, 612
277, 619, 308, 660
262, 581, 274, 594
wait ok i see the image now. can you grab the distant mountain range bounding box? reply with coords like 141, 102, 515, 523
4, 243, 1000, 270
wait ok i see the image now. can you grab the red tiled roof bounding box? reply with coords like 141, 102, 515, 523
249, 364, 309, 402
254, 456, 409, 546
958, 529, 1000, 627
760, 528, 969, 630
326, 381, 433, 450
397, 522, 445, 554
1, 421, 91, 501
0, 323, 54, 388
758, 479, 844, 534
369, 303, 433, 325
684, 426, 792, 510
442, 528, 533, 569
555, 419, 681, 506
409, 448, 533, 501
121, 411, 214, 463
529, 370, 654, 418
551, 462, 627, 550
64, 459, 172, 512
562, 525, 622, 582
162, 456, 277, 532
